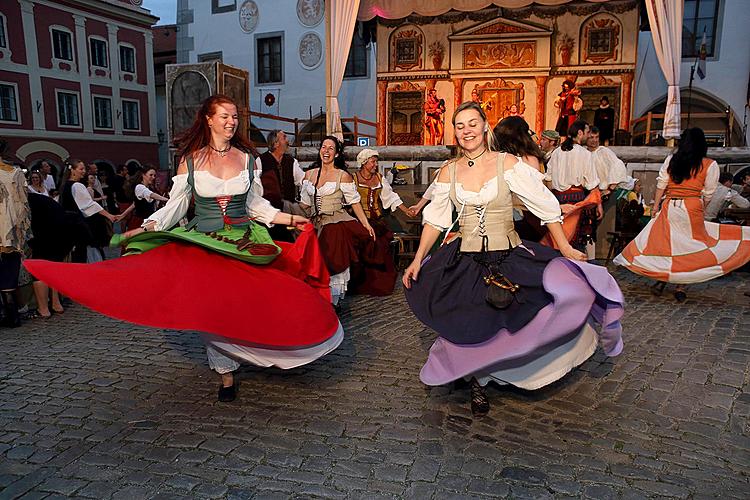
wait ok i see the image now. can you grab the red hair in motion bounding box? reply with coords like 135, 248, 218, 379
174, 94, 258, 162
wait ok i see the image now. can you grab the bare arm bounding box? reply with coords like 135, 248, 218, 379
402, 224, 442, 288
271, 211, 310, 230
652, 186, 665, 215
120, 203, 135, 218
350, 202, 375, 239
408, 196, 431, 215
546, 222, 586, 260
150, 193, 169, 203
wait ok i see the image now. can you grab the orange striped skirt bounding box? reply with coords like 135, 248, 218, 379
613, 197, 750, 284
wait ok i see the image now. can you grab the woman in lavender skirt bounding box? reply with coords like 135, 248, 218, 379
403, 102, 624, 416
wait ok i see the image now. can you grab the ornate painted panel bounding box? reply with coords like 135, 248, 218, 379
388, 82, 424, 145
463, 41, 536, 69
473, 79, 525, 128
390, 26, 424, 72
581, 15, 621, 64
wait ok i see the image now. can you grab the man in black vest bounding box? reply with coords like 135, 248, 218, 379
255, 130, 305, 241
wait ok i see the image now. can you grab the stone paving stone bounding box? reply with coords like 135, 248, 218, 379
37, 477, 87, 495
1, 269, 749, 498
192, 483, 229, 498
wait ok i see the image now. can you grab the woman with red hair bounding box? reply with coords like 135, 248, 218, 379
26, 95, 344, 402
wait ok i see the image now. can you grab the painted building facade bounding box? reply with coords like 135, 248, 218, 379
0, 0, 159, 174
374, 1, 639, 146
175, 0, 377, 145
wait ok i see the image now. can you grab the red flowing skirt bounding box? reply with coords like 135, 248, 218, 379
318, 220, 371, 275
24, 225, 340, 349
349, 218, 397, 296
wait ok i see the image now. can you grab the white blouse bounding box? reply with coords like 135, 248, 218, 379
71, 183, 103, 217
590, 146, 628, 190
360, 176, 403, 210
423, 159, 563, 230
545, 144, 600, 191
145, 169, 279, 231
134, 183, 155, 201
656, 155, 719, 201
28, 185, 49, 197
299, 180, 361, 206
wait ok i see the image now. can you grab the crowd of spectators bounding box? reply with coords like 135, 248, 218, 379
0, 153, 168, 327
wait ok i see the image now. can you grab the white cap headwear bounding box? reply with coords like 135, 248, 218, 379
619, 176, 637, 191
356, 148, 379, 166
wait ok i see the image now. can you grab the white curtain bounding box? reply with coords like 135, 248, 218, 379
357, 0, 609, 20
326, 0, 361, 139
645, 0, 683, 139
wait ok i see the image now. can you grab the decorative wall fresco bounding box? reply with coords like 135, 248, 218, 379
375, 2, 639, 145
473, 79, 526, 128
581, 14, 621, 64
390, 26, 424, 72
464, 41, 536, 69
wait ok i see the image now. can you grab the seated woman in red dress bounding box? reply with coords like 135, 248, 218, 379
349, 149, 413, 296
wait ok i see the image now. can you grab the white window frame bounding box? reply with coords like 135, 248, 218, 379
55, 89, 82, 128
0, 13, 11, 61
212, 0, 237, 14
119, 43, 136, 76
0, 81, 21, 125
50, 26, 75, 65
88, 36, 108, 69
92, 95, 113, 130
121, 98, 141, 132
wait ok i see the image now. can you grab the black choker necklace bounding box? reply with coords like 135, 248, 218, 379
209, 143, 231, 157
465, 148, 487, 167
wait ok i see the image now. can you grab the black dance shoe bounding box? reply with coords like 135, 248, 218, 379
0, 291, 21, 328
218, 383, 237, 402
650, 281, 666, 296
470, 379, 489, 416
674, 290, 687, 303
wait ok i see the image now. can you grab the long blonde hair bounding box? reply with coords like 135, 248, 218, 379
451, 101, 498, 158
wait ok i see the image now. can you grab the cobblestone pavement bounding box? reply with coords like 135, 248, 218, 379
1, 267, 749, 499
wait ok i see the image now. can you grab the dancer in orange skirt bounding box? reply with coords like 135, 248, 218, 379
614, 128, 750, 301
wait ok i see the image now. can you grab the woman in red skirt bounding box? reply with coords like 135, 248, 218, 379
299, 136, 375, 305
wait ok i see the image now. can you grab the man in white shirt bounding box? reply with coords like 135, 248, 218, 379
40, 161, 56, 192
587, 126, 630, 258
546, 120, 602, 258
586, 127, 628, 194
705, 171, 750, 221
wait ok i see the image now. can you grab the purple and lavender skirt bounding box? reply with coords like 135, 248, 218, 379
405, 239, 623, 389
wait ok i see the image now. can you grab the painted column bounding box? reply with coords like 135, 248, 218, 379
18, 0, 44, 130
376, 80, 387, 145
535, 75, 548, 135
620, 72, 634, 131
453, 77, 463, 109
73, 15, 93, 133
107, 24, 122, 134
